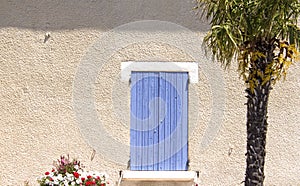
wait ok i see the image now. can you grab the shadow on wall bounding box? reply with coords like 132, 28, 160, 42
0, 0, 209, 31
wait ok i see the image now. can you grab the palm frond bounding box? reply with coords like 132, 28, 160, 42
196, 0, 300, 66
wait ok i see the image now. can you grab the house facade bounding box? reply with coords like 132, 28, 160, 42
0, 0, 299, 185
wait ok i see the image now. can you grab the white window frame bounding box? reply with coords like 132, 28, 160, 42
119, 61, 199, 184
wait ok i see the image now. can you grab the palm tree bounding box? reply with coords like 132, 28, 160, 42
195, 0, 300, 185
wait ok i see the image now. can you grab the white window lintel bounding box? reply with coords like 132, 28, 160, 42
121, 62, 198, 83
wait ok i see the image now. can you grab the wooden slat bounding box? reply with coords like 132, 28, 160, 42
170, 72, 177, 170
130, 72, 137, 170
158, 72, 166, 170
141, 73, 148, 170
152, 73, 159, 171
182, 73, 189, 170
136, 72, 143, 170
176, 73, 183, 169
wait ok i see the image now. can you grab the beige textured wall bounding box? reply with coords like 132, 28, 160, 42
0, 1, 299, 185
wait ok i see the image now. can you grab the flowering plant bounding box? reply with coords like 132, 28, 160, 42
37, 155, 110, 186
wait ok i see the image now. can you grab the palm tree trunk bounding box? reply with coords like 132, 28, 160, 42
244, 80, 271, 186
243, 39, 276, 186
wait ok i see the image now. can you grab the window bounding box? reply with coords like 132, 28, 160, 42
121, 62, 198, 171
130, 72, 188, 171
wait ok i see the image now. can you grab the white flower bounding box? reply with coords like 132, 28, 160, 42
53, 180, 59, 185
63, 180, 69, 186
74, 165, 79, 170
76, 178, 82, 184
57, 174, 63, 181
71, 181, 76, 185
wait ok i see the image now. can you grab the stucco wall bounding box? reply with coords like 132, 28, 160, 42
0, 1, 299, 185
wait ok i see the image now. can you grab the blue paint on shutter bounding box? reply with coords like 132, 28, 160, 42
130, 72, 188, 171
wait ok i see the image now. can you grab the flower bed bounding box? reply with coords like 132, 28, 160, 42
37, 155, 110, 186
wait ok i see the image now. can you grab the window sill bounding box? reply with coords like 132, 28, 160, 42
120, 170, 198, 182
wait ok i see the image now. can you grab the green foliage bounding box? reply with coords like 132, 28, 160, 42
54, 155, 80, 175
195, 0, 300, 88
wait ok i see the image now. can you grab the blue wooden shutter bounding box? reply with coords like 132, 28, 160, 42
130, 72, 188, 171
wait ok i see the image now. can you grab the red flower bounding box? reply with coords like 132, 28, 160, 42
51, 168, 55, 172
73, 172, 80, 178
86, 181, 96, 185
85, 181, 93, 185
45, 172, 50, 175
100, 184, 105, 186
87, 175, 92, 179
81, 177, 85, 181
